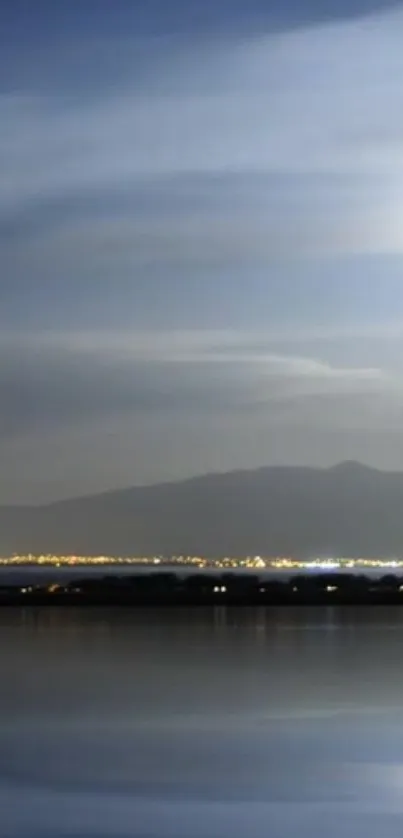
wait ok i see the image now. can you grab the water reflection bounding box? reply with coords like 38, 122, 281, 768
1, 607, 403, 837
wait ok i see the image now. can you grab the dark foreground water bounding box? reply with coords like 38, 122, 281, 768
2, 606, 403, 837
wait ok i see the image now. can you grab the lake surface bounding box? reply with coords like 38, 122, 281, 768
0, 563, 395, 584
2, 606, 403, 837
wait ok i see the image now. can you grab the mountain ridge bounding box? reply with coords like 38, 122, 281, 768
14, 460, 383, 510
1, 462, 402, 557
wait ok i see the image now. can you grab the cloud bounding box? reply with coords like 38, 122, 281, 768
3, 8, 403, 189
8, 327, 386, 369
0, 330, 394, 444
1, 5, 403, 277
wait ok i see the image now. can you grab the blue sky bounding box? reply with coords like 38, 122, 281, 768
2, 0, 403, 502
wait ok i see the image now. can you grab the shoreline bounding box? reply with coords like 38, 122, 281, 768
2, 570, 403, 607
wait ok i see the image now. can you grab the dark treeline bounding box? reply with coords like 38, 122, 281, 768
2, 572, 403, 605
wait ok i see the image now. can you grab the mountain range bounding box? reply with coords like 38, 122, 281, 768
1, 462, 403, 557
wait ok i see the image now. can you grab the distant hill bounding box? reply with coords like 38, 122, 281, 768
1, 462, 403, 557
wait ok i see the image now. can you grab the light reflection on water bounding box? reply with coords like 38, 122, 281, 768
1, 606, 403, 837
0, 564, 396, 585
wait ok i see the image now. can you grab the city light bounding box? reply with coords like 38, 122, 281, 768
1, 554, 403, 570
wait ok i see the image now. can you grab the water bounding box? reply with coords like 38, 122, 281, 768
0, 563, 395, 585
2, 606, 403, 837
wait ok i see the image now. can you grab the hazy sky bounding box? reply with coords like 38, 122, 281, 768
2, 0, 403, 503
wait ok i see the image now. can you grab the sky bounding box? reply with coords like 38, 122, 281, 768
2, 0, 403, 503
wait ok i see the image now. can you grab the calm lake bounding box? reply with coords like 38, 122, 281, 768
2, 606, 403, 837
0, 564, 394, 584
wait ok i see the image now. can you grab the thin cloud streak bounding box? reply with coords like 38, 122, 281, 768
0, 329, 387, 378
0, 329, 396, 457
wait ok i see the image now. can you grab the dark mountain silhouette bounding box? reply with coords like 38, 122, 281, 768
1, 462, 403, 557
